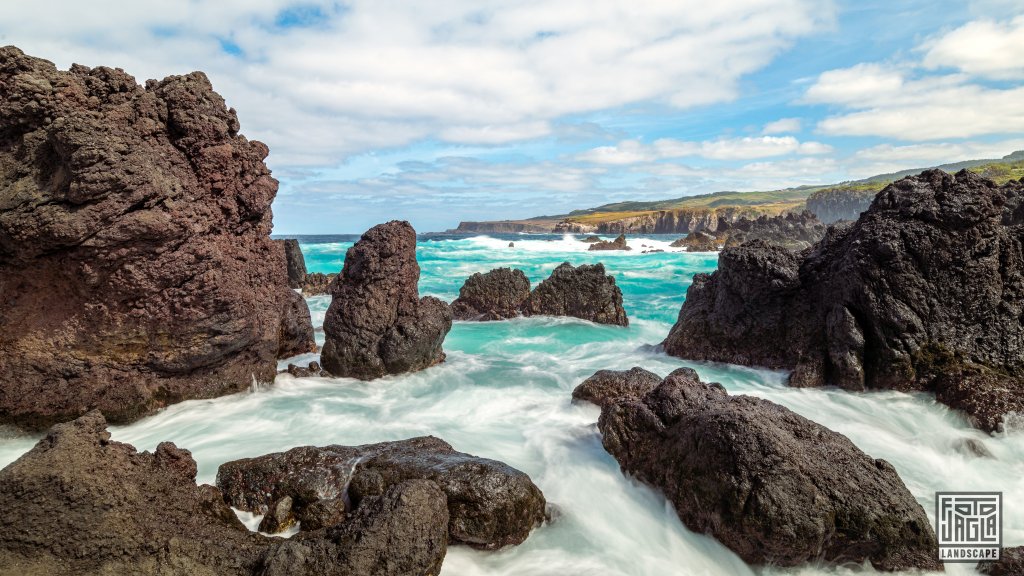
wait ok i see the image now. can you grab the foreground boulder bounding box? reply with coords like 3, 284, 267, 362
664, 170, 1024, 432
980, 547, 1024, 575
278, 239, 308, 288
450, 268, 531, 320
320, 221, 452, 379
670, 230, 718, 252
217, 436, 547, 549
571, 367, 661, 407
596, 369, 941, 571
521, 262, 628, 326
0, 412, 449, 576
588, 233, 631, 251
0, 47, 304, 429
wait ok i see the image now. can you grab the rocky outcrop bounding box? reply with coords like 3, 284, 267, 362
806, 186, 877, 223
450, 220, 556, 233
670, 230, 718, 251
450, 268, 530, 321
596, 369, 941, 571
980, 547, 1024, 575
0, 47, 299, 429
571, 367, 661, 408
588, 233, 630, 251
286, 361, 329, 378
278, 238, 307, 288
0, 411, 449, 576
590, 206, 764, 234
278, 289, 317, 357
581, 235, 602, 243
663, 170, 1024, 432
320, 221, 452, 380
302, 272, 337, 296
521, 262, 628, 326
217, 436, 547, 549
718, 211, 826, 251
553, 220, 597, 234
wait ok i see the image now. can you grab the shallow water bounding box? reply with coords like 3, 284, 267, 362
1, 233, 1019, 575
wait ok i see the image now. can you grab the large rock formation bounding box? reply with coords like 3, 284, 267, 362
980, 547, 1024, 575
0, 47, 306, 429
587, 233, 630, 251
0, 411, 449, 576
278, 289, 317, 358
806, 186, 877, 223
278, 238, 307, 288
521, 262, 628, 326
590, 206, 764, 234
670, 230, 718, 252
320, 221, 452, 379
718, 211, 826, 251
450, 268, 530, 321
217, 436, 547, 549
663, 170, 1024, 432
596, 368, 941, 571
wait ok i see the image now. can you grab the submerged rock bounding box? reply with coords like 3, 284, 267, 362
302, 272, 337, 296
596, 369, 941, 571
320, 221, 452, 380
980, 547, 1024, 575
279, 239, 308, 289
588, 233, 631, 251
0, 411, 449, 576
521, 262, 628, 326
670, 230, 718, 251
664, 170, 1024, 433
217, 436, 547, 549
571, 367, 662, 408
0, 47, 300, 429
451, 268, 531, 321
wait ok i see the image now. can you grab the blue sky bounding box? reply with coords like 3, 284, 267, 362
2, 0, 1023, 232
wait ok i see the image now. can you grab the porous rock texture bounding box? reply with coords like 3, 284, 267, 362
588, 233, 631, 251
0, 47, 309, 429
302, 271, 337, 296
980, 547, 1024, 575
521, 262, 628, 326
596, 368, 941, 571
0, 411, 449, 576
217, 436, 547, 549
278, 288, 317, 358
320, 221, 452, 379
278, 238, 307, 288
450, 267, 531, 321
571, 366, 661, 408
664, 170, 1024, 432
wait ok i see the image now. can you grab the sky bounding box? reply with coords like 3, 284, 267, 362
2, 1, 1024, 233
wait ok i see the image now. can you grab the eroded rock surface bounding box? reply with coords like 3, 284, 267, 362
521, 262, 628, 326
980, 547, 1024, 575
719, 211, 826, 251
596, 369, 941, 571
451, 268, 530, 321
664, 170, 1024, 432
320, 221, 452, 379
303, 271, 337, 296
670, 230, 718, 251
571, 367, 661, 408
588, 233, 631, 251
279, 238, 307, 288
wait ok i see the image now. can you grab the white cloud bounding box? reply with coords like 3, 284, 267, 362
921, 15, 1024, 79
762, 117, 801, 134
0, 0, 832, 168
577, 135, 832, 164
844, 139, 1024, 177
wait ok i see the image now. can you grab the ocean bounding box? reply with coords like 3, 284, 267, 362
1, 232, 1020, 575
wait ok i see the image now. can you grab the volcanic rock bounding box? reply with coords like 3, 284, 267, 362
719, 211, 827, 251
217, 436, 547, 549
582, 235, 602, 243
571, 367, 661, 408
278, 239, 307, 288
597, 369, 941, 571
664, 170, 1024, 432
320, 221, 452, 380
806, 187, 877, 224
588, 233, 631, 251
303, 272, 337, 296
521, 262, 628, 326
0, 411, 450, 576
278, 289, 317, 358
670, 230, 718, 251
286, 361, 328, 378
980, 547, 1024, 575
450, 268, 531, 321
0, 47, 300, 429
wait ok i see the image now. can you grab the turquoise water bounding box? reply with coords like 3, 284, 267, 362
1, 233, 1021, 575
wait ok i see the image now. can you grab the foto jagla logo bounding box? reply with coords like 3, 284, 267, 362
936, 492, 1002, 562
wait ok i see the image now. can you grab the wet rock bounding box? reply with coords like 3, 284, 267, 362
718, 211, 827, 251
664, 170, 1024, 433
259, 496, 297, 534
597, 369, 941, 571
451, 268, 531, 321
581, 235, 602, 243
217, 436, 547, 549
0, 47, 298, 429
571, 367, 662, 408
278, 289, 317, 358
641, 249, 664, 254
521, 262, 628, 326
286, 361, 328, 378
302, 272, 337, 296
279, 239, 307, 289
296, 498, 348, 531
320, 221, 452, 380
980, 546, 1024, 575
508, 242, 515, 248
951, 437, 993, 459
588, 233, 631, 251
670, 230, 718, 251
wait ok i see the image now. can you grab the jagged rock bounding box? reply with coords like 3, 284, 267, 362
664, 170, 1024, 433
597, 369, 941, 571
719, 211, 827, 251
521, 262, 628, 326
980, 547, 1024, 575
450, 268, 531, 321
217, 436, 546, 549
0, 47, 300, 429
302, 272, 337, 296
296, 498, 348, 531
581, 235, 602, 243
571, 367, 661, 408
278, 289, 317, 358
320, 221, 452, 380
259, 495, 297, 533
286, 361, 328, 378
670, 230, 718, 251
278, 239, 307, 289
588, 233, 631, 251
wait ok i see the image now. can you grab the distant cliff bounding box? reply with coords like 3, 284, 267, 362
805, 188, 877, 224
588, 206, 779, 234
449, 219, 559, 233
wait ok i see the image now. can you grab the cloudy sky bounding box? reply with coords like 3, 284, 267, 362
3, 1, 1023, 233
